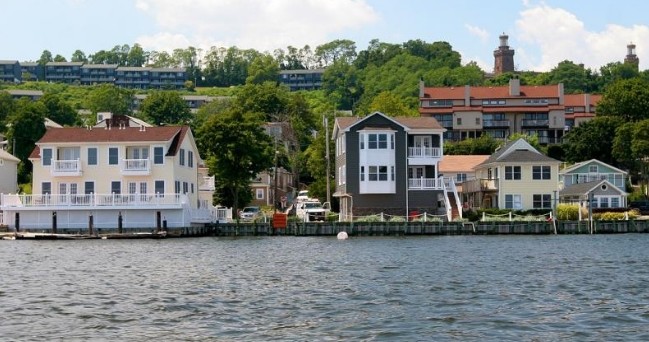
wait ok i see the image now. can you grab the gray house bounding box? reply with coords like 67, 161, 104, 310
333, 112, 461, 221
559, 159, 628, 208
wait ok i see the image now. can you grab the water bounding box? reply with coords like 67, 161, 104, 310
2, 235, 649, 341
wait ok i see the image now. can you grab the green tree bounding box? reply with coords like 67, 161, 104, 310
0, 91, 15, 134
233, 81, 289, 120
546, 60, 596, 94
444, 134, 499, 155
39, 93, 79, 126
38, 50, 53, 66
562, 116, 623, 164
246, 54, 279, 84
597, 78, 649, 122
71, 49, 88, 63
315, 39, 357, 67
368, 91, 418, 117
139, 91, 192, 126
127, 43, 147, 67
197, 110, 273, 216
322, 60, 361, 110
53, 54, 67, 62
86, 84, 133, 117
6, 98, 47, 182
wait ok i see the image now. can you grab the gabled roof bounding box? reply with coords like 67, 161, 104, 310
334, 112, 443, 136
560, 180, 626, 197
0, 149, 20, 163
439, 155, 489, 173
476, 138, 559, 168
560, 159, 628, 175
29, 126, 190, 159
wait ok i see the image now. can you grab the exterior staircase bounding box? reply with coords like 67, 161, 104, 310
447, 192, 461, 221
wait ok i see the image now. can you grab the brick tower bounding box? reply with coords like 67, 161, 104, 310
493, 33, 515, 75
624, 43, 639, 71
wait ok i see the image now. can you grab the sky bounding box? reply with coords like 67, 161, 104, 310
4, 0, 649, 72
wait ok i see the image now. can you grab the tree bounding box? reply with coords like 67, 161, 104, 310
322, 60, 361, 110
0, 91, 15, 134
368, 91, 418, 117
315, 39, 357, 67
233, 82, 289, 121
71, 50, 88, 63
6, 98, 47, 183
444, 134, 499, 155
86, 84, 133, 117
38, 50, 53, 66
127, 43, 146, 67
597, 78, 649, 122
53, 54, 67, 62
39, 93, 79, 126
139, 91, 192, 126
245, 54, 279, 84
562, 116, 623, 164
547, 60, 596, 94
197, 110, 273, 216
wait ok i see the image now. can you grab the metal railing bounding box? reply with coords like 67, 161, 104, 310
1, 193, 186, 208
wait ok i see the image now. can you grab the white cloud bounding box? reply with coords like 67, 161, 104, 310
465, 24, 489, 44
516, 3, 649, 71
134, 0, 379, 54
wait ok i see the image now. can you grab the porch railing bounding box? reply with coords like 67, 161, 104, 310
1, 193, 186, 208
408, 177, 444, 190
407, 147, 441, 158
52, 159, 81, 175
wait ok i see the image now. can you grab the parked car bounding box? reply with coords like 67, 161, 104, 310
240, 206, 262, 221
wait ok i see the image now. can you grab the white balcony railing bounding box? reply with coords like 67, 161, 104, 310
407, 147, 441, 158
121, 159, 150, 175
408, 177, 444, 190
1, 193, 186, 208
52, 159, 82, 176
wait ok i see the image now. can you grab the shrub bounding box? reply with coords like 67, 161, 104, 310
556, 203, 587, 220
356, 215, 382, 222
388, 216, 407, 222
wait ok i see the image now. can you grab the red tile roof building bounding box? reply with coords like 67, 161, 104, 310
418, 78, 600, 144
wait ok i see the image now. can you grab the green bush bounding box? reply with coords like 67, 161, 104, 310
556, 203, 587, 220
388, 216, 407, 222
356, 215, 382, 222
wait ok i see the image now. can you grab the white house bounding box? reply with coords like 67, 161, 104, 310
1, 120, 218, 231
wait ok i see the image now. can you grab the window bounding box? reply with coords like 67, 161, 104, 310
88, 148, 97, 165
611, 197, 620, 208
505, 194, 522, 209
188, 151, 194, 168
175, 181, 181, 194
391, 166, 395, 181
390, 134, 394, 149
368, 166, 388, 181
179, 148, 185, 166
600, 197, 609, 208
505, 166, 521, 180
155, 180, 165, 194
42, 148, 52, 166
84, 181, 94, 195
111, 181, 121, 194
42, 182, 51, 195
256, 189, 264, 199
183, 182, 188, 194
367, 134, 388, 149
456, 117, 462, 125
456, 173, 467, 182
360, 134, 365, 149
360, 166, 365, 181
589, 165, 598, 173
108, 148, 118, 165
533, 194, 552, 209
475, 117, 480, 125
532, 166, 551, 180
154, 147, 164, 164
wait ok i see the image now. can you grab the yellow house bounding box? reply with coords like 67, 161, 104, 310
463, 139, 561, 210
1, 118, 220, 231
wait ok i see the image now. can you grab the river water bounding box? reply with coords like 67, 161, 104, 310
1, 235, 649, 341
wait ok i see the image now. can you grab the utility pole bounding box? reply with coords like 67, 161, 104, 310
325, 115, 331, 205
274, 137, 279, 212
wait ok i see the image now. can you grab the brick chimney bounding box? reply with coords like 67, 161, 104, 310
508, 77, 520, 96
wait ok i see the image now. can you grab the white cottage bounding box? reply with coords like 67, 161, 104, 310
1, 123, 218, 230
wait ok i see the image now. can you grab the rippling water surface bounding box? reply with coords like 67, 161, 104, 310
2, 235, 649, 341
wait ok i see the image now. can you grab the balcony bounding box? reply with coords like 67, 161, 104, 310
463, 178, 499, 193
121, 159, 150, 176
408, 177, 444, 190
521, 119, 549, 127
51, 159, 82, 176
1, 193, 186, 210
408, 147, 441, 158
483, 120, 510, 128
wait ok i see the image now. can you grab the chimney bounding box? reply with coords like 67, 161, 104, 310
508, 77, 520, 96
464, 85, 470, 106
558, 83, 564, 105
419, 78, 425, 98
584, 94, 590, 113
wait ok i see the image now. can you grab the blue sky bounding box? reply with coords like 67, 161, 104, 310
4, 0, 648, 72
